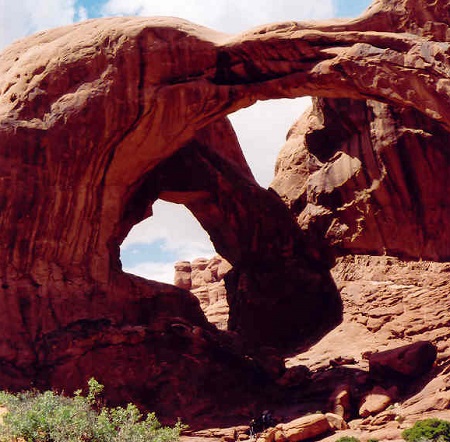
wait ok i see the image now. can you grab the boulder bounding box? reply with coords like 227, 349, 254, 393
276, 414, 331, 442
369, 341, 437, 378
325, 412, 349, 430
359, 386, 398, 418
329, 384, 352, 421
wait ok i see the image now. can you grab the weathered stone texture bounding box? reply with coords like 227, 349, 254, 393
0, 0, 449, 426
272, 98, 450, 261
271, 0, 450, 260
175, 256, 231, 330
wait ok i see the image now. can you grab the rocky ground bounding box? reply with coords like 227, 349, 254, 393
179, 255, 450, 441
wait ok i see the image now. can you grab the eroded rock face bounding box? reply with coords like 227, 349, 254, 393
174, 256, 231, 330
182, 255, 450, 442
286, 255, 450, 440
271, 0, 450, 260
0, 13, 343, 421
0, 0, 449, 424
369, 341, 437, 378
272, 97, 450, 261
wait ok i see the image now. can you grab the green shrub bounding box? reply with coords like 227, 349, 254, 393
0, 378, 184, 442
402, 418, 450, 442
335, 437, 360, 442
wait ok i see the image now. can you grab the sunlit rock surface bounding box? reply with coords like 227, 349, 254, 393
0, 0, 449, 425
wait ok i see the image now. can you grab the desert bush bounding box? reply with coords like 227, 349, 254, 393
402, 418, 450, 442
335, 437, 360, 442
0, 378, 184, 442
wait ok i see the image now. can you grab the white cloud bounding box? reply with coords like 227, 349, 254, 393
0, 0, 77, 50
123, 261, 176, 284
230, 97, 311, 187
121, 202, 216, 283
102, 0, 334, 33
76, 5, 89, 22
122, 200, 216, 258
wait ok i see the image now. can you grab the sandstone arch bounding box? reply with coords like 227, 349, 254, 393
0, 0, 448, 421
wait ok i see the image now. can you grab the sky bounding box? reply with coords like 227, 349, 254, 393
0, 0, 372, 283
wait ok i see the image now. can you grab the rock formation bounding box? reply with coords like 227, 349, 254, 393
271, 2, 450, 260
174, 256, 231, 330
0, 0, 449, 426
272, 96, 450, 261
182, 256, 450, 441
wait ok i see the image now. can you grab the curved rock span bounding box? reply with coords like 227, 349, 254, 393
0, 0, 448, 423
271, 1, 450, 261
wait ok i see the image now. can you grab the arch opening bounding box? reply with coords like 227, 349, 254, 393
120, 200, 216, 284
119, 96, 312, 282
118, 96, 315, 333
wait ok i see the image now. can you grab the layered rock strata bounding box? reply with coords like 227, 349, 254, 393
271, 0, 450, 260
272, 97, 450, 261
183, 256, 450, 441
174, 257, 231, 330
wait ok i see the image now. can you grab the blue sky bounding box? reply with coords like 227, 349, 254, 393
75, 0, 103, 18
335, 0, 371, 17
73, 0, 372, 27
74, 0, 371, 19
1, 0, 372, 283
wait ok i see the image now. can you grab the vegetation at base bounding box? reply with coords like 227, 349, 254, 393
402, 418, 450, 442
0, 378, 184, 442
335, 437, 361, 442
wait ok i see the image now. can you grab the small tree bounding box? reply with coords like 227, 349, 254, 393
402, 418, 450, 442
0, 379, 185, 442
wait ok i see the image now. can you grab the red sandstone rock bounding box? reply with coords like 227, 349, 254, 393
174, 261, 192, 291
173, 261, 192, 290
329, 384, 352, 421
369, 341, 437, 378
325, 413, 349, 431
276, 414, 331, 442
174, 256, 230, 329
181, 255, 450, 440
191, 259, 212, 290
272, 96, 450, 261
359, 386, 397, 418
0, 10, 360, 420
272, 0, 450, 261
0, 0, 449, 427
284, 255, 450, 441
